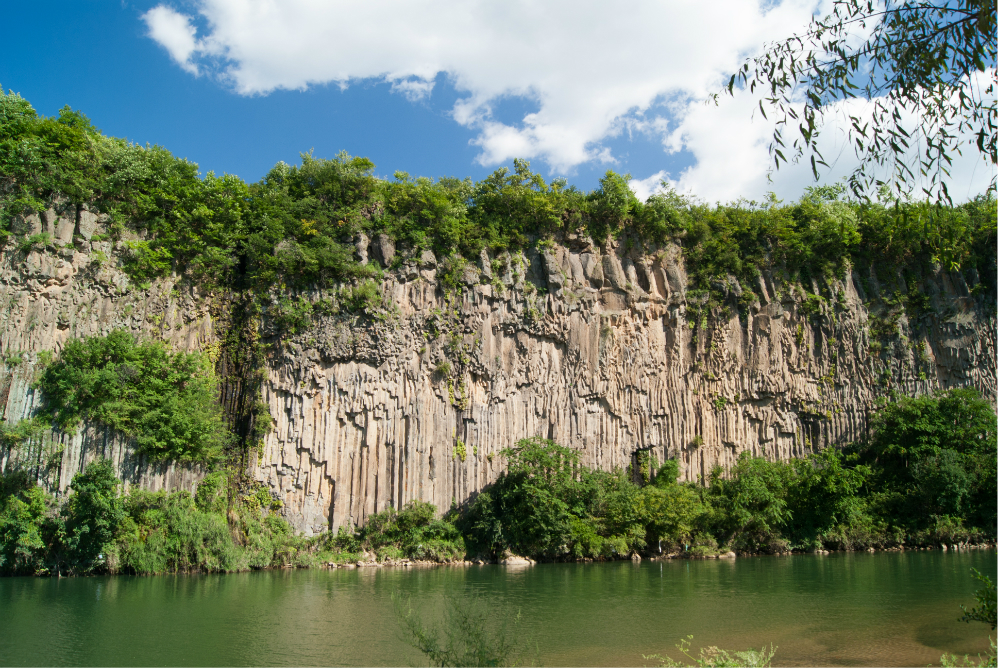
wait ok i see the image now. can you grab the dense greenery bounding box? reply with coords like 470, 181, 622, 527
328, 500, 465, 563
460, 438, 648, 560
1, 91, 994, 304
0, 90, 994, 576
0, 461, 319, 575
461, 389, 996, 561
0, 465, 467, 576
36, 330, 229, 463
0, 388, 993, 575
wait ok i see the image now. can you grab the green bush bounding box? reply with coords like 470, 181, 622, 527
858, 388, 997, 535
36, 330, 229, 463
114, 477, 313, 574
61, 459, 126, 574
349, 499, 465, 562
3, 90, 993, 306
116, 489, 239, 574
0, 471, 56, 575
460, 438, 646, 560
1, 462, 137, 576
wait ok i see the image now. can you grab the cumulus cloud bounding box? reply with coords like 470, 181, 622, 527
143, 0, 993, 201
142, 0, 818, 174
628, 170, 670, 202
143, 6, 201, 75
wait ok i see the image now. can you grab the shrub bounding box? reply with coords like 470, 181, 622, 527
354, 500, 465, 562
859, 388, 997, 535
116, 489, 239, 574
460, 438, 645, 560
36, 330, 229, 463
62, 459, 126, 574
0, 471, 56, 575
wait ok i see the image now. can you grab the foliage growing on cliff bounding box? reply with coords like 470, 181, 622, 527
1, 90, 994, 308
460, 389, 996, 560
0, 461, 322, 575
36, 330, 229, 463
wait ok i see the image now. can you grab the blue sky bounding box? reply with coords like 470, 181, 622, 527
2, 1, 992, 201
0, 3, 495, 184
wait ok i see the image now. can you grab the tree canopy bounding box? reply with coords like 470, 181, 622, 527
729, 0, 997, 201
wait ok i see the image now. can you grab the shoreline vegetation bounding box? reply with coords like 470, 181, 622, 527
1, 386, 994, 576
0, 91, 994, 578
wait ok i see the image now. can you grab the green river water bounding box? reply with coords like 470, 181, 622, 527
0, 549, 994, 666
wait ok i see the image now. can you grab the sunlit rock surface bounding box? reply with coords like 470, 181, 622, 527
0, 205, 992, 535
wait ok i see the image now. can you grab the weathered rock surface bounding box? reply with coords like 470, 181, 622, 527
0, 213, 992, 537
253, 241, 995, 534
0, 205, 215, 496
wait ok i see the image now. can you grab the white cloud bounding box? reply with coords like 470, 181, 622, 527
390, 78, 436, 103
656, 72, 996, 203
143, 6, 201, 75
143, 0, 818, 173
628, 170, 669, 202
143, 1, 994, 201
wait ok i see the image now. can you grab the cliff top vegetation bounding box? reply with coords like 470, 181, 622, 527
0, 90, 994, 304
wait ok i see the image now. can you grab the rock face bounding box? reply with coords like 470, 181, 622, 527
252, 242, 995, 534
0, 204, 216, 495
0, 211, 993, 536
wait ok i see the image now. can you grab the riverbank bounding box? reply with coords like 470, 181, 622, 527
3, 390, 994, 578
319, 542, 996, 570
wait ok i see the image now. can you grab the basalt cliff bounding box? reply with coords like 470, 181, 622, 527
0, 203, 994, 534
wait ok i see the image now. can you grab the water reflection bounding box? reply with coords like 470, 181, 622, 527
0, 550, 993, 667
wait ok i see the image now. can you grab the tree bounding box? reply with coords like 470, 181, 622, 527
636, 483, 705, 549
62, 459, 125, 573
863, 388, 997, 532
728, 0, 996, 202
0, 473, 55, 575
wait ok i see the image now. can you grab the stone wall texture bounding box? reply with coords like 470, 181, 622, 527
0, 204, 993, 535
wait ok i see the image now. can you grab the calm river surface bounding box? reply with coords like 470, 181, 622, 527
1, 549, 994, 666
